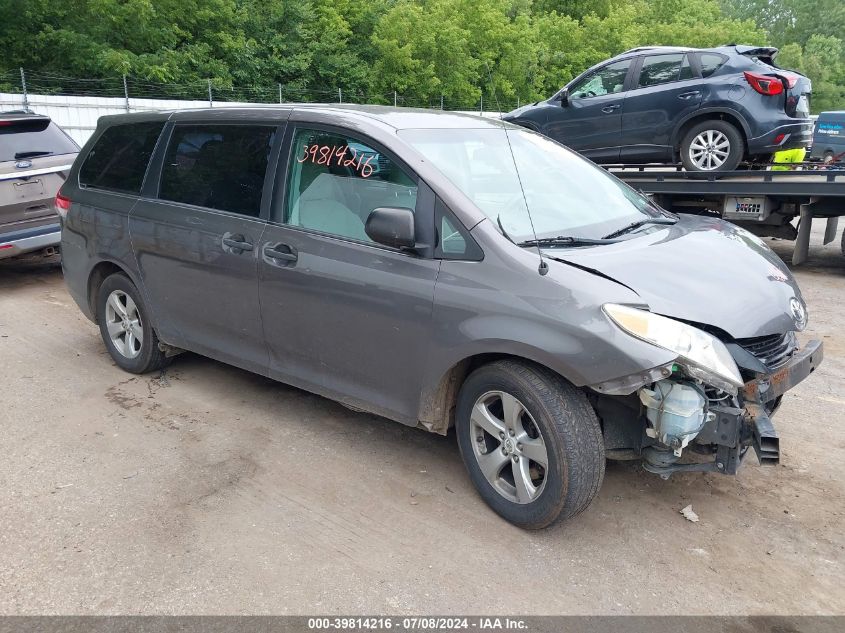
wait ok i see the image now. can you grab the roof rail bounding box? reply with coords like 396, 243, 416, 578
619, 45, 692, 56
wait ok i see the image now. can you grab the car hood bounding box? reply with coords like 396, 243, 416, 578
545, 216, 804, 339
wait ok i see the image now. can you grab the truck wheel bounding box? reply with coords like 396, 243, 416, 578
455, 360, 605, 529
681, 120, 744, 172
96, 273, 169, 374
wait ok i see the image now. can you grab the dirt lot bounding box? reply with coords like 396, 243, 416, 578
1, 226, 843, 616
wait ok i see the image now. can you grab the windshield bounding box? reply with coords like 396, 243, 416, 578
0, 119, 79, 163
399, 127, 658, 242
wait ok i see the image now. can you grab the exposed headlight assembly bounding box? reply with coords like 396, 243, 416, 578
603, 303, 744, 395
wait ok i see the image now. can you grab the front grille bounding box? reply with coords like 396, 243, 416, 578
737, 331, 797, 370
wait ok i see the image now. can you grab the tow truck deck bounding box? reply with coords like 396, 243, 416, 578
607, 165, 845, 265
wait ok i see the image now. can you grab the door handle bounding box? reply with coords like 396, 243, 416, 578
601, 104, 621, 113
221, 234, 254, 253
263, 243, 298, 264
678, 91, 701, 100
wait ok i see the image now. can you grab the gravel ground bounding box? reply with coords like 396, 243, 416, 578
0, 224, 843, 615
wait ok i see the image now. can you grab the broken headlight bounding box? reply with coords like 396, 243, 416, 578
603, 303, 743, 395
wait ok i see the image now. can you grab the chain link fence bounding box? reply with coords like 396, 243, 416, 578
1, 68, 520, 113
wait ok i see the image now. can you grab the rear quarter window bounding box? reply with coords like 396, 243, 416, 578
79, 122, 164, 194
699, 53, 728, 78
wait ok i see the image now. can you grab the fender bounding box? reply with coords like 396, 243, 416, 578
415, 318, 675, 434
415, 336, 588, 436
671, 107, 752, 148
507, 118, 542, 133
84, 256, 145, 319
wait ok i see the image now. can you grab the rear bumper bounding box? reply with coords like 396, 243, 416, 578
747, 121, 814, 155
0, 223, 61, 260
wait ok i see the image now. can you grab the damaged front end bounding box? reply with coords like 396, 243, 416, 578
590, 304, 823, 478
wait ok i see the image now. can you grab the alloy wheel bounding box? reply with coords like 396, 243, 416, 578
104, 290, 143, 359
689, 129, 731, 170
469, 390, 549, 504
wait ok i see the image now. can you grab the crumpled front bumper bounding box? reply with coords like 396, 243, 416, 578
645, 340, 823, 477
743, 339, 823, 404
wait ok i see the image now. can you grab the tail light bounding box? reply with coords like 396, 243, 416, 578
743, 71, 784, 96
55, 192, 71, 220
781, 73, 799, 89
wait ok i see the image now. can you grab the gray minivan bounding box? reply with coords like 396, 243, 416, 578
60, 106, 822, 528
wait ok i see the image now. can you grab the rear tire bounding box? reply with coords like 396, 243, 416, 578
455, 360, 605, 529
96, 273, 169, 374
680, 120, 744, 172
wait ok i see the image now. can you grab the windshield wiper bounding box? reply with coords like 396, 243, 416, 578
14, 150, 55, 159
602, 216, 677, 240
517, 236, 620, 248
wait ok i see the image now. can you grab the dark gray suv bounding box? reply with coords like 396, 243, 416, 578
503, 45, 813, 171
61, 106, 822, 528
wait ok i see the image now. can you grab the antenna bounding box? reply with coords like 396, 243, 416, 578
482, 61, 548, 276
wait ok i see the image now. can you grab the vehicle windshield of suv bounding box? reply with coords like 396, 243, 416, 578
399, 127, 660, 243
0, 118, 79, 163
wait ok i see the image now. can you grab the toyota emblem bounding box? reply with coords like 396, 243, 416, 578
789, 297, 807, 330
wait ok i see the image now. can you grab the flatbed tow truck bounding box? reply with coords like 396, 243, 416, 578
608, 165, 845, 265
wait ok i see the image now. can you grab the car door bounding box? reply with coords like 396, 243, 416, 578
543, 59, 633, 162
129, 121, 281, 374
621, 53, 703, 161
258, 122, 440, 424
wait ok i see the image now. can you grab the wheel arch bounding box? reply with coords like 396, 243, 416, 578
86, 259, 141, 324
506, 118, 542, 133
672, 109, 750, 155
417, 351, 577, 436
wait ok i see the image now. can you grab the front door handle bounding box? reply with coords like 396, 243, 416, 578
221, 233, 254, 253
263, 243, 298, 264
601, 104, 621, 113
678, 91, 701, 100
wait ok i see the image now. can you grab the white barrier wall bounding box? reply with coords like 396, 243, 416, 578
0, 92, 503, 146
0, 93, 280, 145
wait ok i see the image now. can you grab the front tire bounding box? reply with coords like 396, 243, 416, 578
96, 273, 169, 374
455, 360, 605, 529
681, 120, 744, 172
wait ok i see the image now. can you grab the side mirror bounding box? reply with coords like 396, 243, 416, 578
365, 207, 416, 249
556, 88, 569, 106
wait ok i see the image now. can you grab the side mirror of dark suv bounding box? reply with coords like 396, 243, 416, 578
365, 207, 416, 249
555, 88, 569, 106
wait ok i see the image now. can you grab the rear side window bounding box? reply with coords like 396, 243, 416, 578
699, 53, 728, 78
79, 122, 163, 194
159, 124, 275, 217
0, 118, 79, 163
637, 54, 688, 87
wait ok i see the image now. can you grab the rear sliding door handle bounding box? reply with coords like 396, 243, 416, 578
263, 243, 298, 264
221, 233, 254, 253
601, 104, 621, 113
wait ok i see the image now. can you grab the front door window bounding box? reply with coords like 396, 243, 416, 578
569, 60, 631, 99
284, 128, 418, 242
